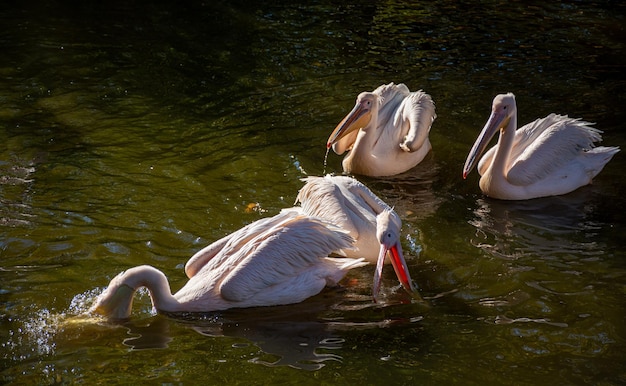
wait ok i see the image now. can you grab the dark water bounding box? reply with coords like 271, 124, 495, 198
1, 0, 625, 384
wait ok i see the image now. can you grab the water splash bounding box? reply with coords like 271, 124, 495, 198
67, 288, 103, 316
289, 154, 307, 175
2, 288, 112, 362
404, 229, 423, 256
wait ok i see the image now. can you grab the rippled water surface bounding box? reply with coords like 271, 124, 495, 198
1, 1, 625, 384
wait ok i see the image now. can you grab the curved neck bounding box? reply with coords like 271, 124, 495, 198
347, 109, 382, 171
355, 106, 380, 144
122, 265, 181, 315
491, 112, 517, 178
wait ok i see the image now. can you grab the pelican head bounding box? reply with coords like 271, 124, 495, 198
91, 282, 135, 320
373, 209, 416, 301
327, 92, 380, 148
463, 93, 516, 179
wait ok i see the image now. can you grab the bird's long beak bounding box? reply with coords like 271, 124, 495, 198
373, 241, 417, 302
462, 109, 510, 178
327, 101, 372, 148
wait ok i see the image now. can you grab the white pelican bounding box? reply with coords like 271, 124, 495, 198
463, 93, 619, 200
327, 82, 436, 177
90, 210, 366, 320
294, 175, 418, 300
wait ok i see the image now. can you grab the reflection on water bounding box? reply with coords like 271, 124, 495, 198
369, 155, 443, 222
122, 298, 350, 371
465, 188, 619, 341
190, 316, 342, 371
469, 188, 606, 261
361, 156, 442, 266
7, 287, 424, 374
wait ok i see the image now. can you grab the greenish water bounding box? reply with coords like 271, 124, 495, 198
1, 0, 625, 384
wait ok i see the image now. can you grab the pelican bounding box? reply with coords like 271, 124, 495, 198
327, 82, 436, 177
90, 210, 367, 320
294, 175, 418, 299
463, 93, 619, 200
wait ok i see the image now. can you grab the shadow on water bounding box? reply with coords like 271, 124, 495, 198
142, 294, 426, 371
469, 187, 608, 260
125, 297, 358, 371
7, 285, 428, 374
454, 186, 623, 330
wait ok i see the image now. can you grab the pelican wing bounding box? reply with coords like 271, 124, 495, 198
185, 234, 232, 278
507, 114, 601, 186
395, 90, 436, 152
375, 83, 409, 119
340, 176, 397, 222
374, 83, 410, 144
188, 211, 307, 280
477, 113, 556, 176
218, 213, 355, 302
296, 175, 393, 238
296, 176, 355, 235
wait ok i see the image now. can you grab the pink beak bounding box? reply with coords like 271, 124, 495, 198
373, 241, 416, 302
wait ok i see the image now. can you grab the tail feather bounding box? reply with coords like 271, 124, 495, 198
323, 257, 368, 286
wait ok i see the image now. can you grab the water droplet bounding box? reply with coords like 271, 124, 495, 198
323, 147, 330, 175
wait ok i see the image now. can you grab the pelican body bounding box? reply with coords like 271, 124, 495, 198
327, 82, 436, 177
295, 175, 417, 300
463, 93, 619, 200
91, 210, 366, 320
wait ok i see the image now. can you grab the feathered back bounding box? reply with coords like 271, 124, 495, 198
508, 114, 604, 186
296, 175, 354, 228
372, 82, 436, 152
296, 175, 395, 234
197, 210, 355, 302
374, 82, 410, 126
